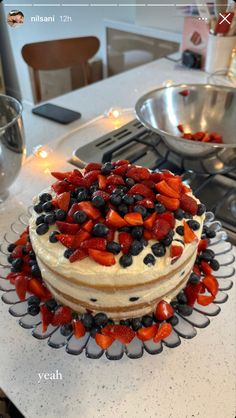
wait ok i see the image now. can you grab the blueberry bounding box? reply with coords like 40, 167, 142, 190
92, 223, 109, 237
89, 184, 99, 194
118, 203, 129, 216
184, 213, 193, 219
122, 194, 134, 205
7, 243, 16, 253
197, 203, 206, 216
154, 203, 165, 214
119, 254, 133, 268
201, 249, 214, 261
44, 213, 56, 225
36, 214, 45, 226
77, 190, 89, 202
90, 325, 101, 338
45, 299, 58, 311
167, 315, 179, 326
64, 249, 74, 259
131, 317, 142, 331
161, 233, 173, 247
33, 203, 43, 214
151, 243, 166, 257
143, 253, 156, 266
11, 258, 23, 271
29, 259, 37, 267
187, 220, 200, 231
125, 177, 135, 188
94, 312, 108, 327
106, 241, 121, 254
134, 205, 147, 218
101, 162, 113, 175
39, 193, 52, 203
176, 226, 184, 236
60, 323, 73, 336
142, 315, 153, 327
188, 272, 200, 284
112, 187, 125, 196
177, 304, 193, 316
27, 295, 40, 306
129, 240, 143, 256
177, 291, 188, 305
170, 300, 179, 310
210, 259, 220, 271
174, 209, 184, 220
29, 251, 36, 259
110, 194, 122, 206
206, 229, 216, 238
81, 313, 94, 329
36, 223, 49, 235
131, 226, 143, 240
55, 209, 66, 221
120, 319, 131, 326
73, 210, 87, 224
49, 231, 59, 243
7, 255, 13, 264
140, 238, 148, 247
133, 194, 143, 202
92, 195, 105, 208
118, 226, 131, 233
31, 264, 41, 277
69, 198, 77, 207
42, 201, 54, 212
27, 304, 40, 316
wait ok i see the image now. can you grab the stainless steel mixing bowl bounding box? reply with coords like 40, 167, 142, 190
0, 94, 25, 202
135, 84, 236, 174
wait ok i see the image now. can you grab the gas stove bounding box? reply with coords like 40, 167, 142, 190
72, 119, 236, 244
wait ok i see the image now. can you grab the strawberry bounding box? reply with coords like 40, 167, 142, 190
6, 272, 20, 285
135, 198, 154, 209
84, 162, 102, 172
74, 230, 91, 247
28, 278, 51, 300
113, 159, 129, 166
143, 229, 153, 240
143, 212, 157, 230
128, 183, 155, 199
183, 221, 197, 244
52, 180, 75, 194
81, 237, 107, 251
155, 300, 174, 321
112, 164, 129, 176
180, 194, 198, 215
15, 231, 28, 246
67, 175, 89, 188
72, 319, 86, 338
141, 180, 156, 189
198, 239, 208, 253
155, 180, 180, 199
153, 322, 172, 343
106, 228, 115, 241
179, 89, 190, 97
184, 282, 202, 306
52, 306, 72, 326
156, 195, 180, 211
76, 202, 101, 220
152, 219, 171, 241
202, 133, 211, 142
56, 192, 70, 212
40, 305, 54, 333
92, 190, 110, 202
149, 172, 163, 182
83, 170, 101, 186
106, 185, 117, 194
56, 222, 80, 235
210, 132, 222, 143
102, 324, 135, 344
126, 166, 150, 181
166, 176, 182, 192
200, 260, 213, 275
106, 175, 125, 186
177, 124, 184, 133
202, 274, 219, 297
95, 333, 114, 349
182, 133, 193, 140
170, 244, 183, 259
69, 248, 88, 263
98, 174, 107, 190
51, 171, 73, 180
181, 184, 191, 194
137, 324, 158, 341
192, 132, 205, 141
118, 232, 133, 254
124, 212, 143, 226
57, 234, 76, 248
192, 264, 201, 277
156, 212, 175, 228
15, 275, 28, 301
81, 219, 94, 232
106, 209, 128, 228
88, 249, 116, 266
197, 294, 215, 306
11, 245, 24, 259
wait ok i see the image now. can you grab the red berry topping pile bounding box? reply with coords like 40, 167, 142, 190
33, 161, 206, 268
177, 124, 223, 144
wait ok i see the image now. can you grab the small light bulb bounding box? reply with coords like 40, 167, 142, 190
33, 145, 50, 159
105, 107, 122, 120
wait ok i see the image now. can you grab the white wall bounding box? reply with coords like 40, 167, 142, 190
1, 0, 136, 104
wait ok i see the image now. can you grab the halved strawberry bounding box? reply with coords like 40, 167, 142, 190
180, 194, 198, 215
156, 195, 180, 211
84, 162, 102, 172
113, 159, 129, 166
118, 232, 133, 254
56, 192, 70, 212
72, 319, 86, 338
15, 231, 28, 246
155, 180, 180, 199
102, 324, 135, 344
76, 202, 101, 220
6, 272, 20, 285
106, 175, 125, 186
166, 176, 182, 193
28, 278, 51, 300
88, 249, 116, 266
179, 89, 190, 97
155, 300, 174, 321
57, 234, 76, 248
181, 184, 191, 194
51, 180, 75, 194
95, 332, 114, 349
141, 180, 156, 189
152, 219, 171, 241
128, 184, 155, 200
177, 124, 184, 133
92, 190, 110, 202
200, 260, 213, 275
197, 294, 215, 306
106, 209, 128, 228
112, 164, 129, 176
192, 132, 205, 141
11, 245, 24, 259
69, 248, 88, 263
136, 198, 154, 209
56, 222, 80, 235
198, 239, 208, 253
15, 275, 28, 301
126, 166, 150, 181
124, 212, 143, 226
81, 237, 107, 251
202, 274, 218, 297
143, 212, 157, 230
153, 322, 172, 343
182, 133, 193, 140
202, 133, 211, 142
183, 221, 197, 244
106, 229, 115, 241
81, 219, 94, 232
52, 306, 72, 326
40, 304, 54, 333
184, 282, 202, 306
143, 229, 153, 240
98, 174, 107, 190
210, 132, 222, 144
192, 264, 201, 277
137, 324, 158, 341
83, 170, 101, 186
149, 172, 163, 182
51, 171, 73, 180
170, 244, 183, 260
66, 174, 89, 188
74, 230, 91, 247
156, 211, 175, 228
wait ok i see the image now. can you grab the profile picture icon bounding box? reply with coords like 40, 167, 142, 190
7, 10, 24, 27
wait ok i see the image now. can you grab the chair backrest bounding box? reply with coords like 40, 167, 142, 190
22, 36, 100, 102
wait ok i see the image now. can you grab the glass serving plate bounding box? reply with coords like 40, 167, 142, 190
0, 210, 235, 360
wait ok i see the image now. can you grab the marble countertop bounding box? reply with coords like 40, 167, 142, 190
0, 58, 235, 418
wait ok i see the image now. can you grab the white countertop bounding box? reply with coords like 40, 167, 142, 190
0, 58, 235, 418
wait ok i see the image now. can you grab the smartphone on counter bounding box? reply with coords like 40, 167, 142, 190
32, 103, 82, 124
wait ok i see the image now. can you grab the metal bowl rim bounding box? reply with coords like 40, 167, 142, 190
135, 83, 236, 150
0, 94, 23, 133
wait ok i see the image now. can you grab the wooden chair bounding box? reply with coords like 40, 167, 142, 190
22, 36, 100, 103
